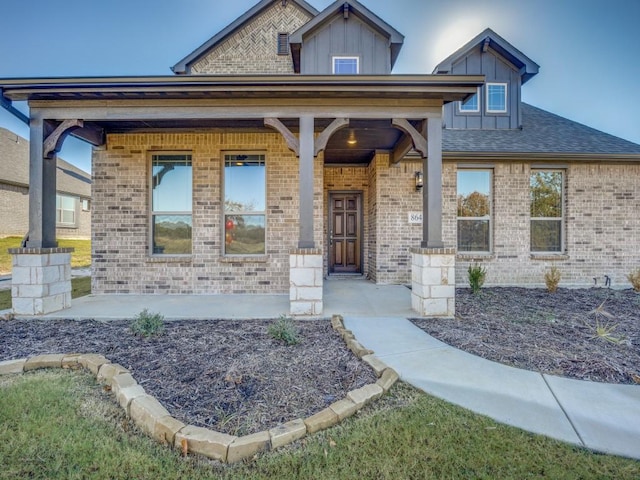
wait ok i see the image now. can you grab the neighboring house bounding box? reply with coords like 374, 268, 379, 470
1, 0, 639, 316
0, 127, 91, 240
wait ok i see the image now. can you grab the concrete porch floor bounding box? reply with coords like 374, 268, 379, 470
35, 277, 414, 320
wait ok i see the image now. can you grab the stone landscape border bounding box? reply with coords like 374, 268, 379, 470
0, 314, 398, 464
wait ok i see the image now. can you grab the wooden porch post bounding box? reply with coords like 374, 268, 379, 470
423, 117, 444, 248
298, 115, 315, 248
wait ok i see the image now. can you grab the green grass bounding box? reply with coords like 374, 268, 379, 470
1, 371, 638, 480
0, 236, 91, 275
0, 276, 91, 311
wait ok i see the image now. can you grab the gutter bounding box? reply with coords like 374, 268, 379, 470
0, 88, 29, 124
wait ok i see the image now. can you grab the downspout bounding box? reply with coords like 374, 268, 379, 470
0, 88, 29, 125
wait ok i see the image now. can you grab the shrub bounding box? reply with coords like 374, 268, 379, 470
268, 315, 299, 346
587, 301, 625, 344
544, 266, 561, 293
130, 309, 165, 337
627, 269, 640, 292
467, 264, 486, 294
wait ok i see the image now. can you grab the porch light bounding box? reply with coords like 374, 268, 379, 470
347, 130, 357, 145
415, 171, 424, 191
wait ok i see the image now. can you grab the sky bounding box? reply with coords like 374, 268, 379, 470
1, 0, 639, 174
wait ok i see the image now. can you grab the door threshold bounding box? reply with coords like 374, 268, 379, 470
328, 273, 364, 279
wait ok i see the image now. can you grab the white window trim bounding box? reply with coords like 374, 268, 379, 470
486, 82, 508, 113
332, 56, 359, 74
223, 152, 267, 257
456, 169, 493, 254
149, 152, 193, 256
530, 169, 565, 254
458, 87, 480, 113
56, 193, 78, 227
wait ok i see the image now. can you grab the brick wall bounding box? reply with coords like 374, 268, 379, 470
92, 131, 319, 295
0, 183, 29, 236
448, 161, 640, 288
191, 2, 312, 75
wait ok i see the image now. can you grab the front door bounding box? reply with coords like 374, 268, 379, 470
329, 192, 362, 274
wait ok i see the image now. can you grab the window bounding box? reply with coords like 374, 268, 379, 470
486, 83, 507, 113
277, 33, 289, 55
81, 199, 90, 211
457, 170, 492, 252
56, 194, 77, 226
151, 153, 192, 255
224, 154, 266, 255
332, 56, 359, 74
530, 170, 563, 253
459, 88, 480, 113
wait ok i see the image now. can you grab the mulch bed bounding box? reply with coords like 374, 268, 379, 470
412, 287, 640, 385
0, 318, 376, 436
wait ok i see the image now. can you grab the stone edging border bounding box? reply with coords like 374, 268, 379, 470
0, 314, 399, 464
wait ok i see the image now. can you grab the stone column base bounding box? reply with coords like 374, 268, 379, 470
411, 247, 455, 318
289, 249, 323, 316
9, 247, 74, 315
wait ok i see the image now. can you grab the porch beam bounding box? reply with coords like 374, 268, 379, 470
422, 117, 444, 248
298, 115, 315, 248
26, 117, 57, 248
43, 119, 83, 158
392, 118, 427, 158
264, 117, 299, 155
391, 120, 426, 164
314, 117, 349, 156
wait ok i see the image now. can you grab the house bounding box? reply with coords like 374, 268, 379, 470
0, 127, 91, 240
1, 0, 639, 316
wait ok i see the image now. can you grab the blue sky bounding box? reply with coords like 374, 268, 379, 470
1, 0, 638, 173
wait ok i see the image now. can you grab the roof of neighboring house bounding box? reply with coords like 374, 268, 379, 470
0, 127, 91, 197
172, 0, 319, 74
289, 0, 405, 71
443, 103, 640, 158
434, 28, 539, 85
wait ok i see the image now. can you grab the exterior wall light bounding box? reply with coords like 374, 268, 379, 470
415, 171, 424, 191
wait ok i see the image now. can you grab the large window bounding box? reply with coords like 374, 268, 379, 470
486, 83, 507, 113
332, 56, 359, 74
459, 88, 480, 113
457, 170, 492, 252
224, 154, 266, 255
530, 170, 563, 253
151, 153, 192, 255
56, 194, 77, 226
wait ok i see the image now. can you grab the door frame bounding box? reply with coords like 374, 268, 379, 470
328, 190, 364, 275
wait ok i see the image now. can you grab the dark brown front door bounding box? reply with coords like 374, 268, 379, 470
329, 193, 362, 274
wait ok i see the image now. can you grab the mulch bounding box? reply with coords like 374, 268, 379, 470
412, 287, 640, 385
0, 318, 376, 436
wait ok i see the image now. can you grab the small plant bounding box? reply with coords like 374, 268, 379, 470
627, 268, 640, 292
586, 301, 625, 344
130, 309, 165, 337
467, 264, 486, 294
268, 315, 299, 346
544, 266, 561, 293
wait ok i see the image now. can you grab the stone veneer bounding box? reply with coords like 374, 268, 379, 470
9, 247, 73, 315
0, 315, 398, 464
411, 247, 456, 317
289, 249, 323, 315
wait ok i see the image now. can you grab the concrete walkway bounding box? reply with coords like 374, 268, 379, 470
2, 277, 639, 460
344, 316, 640, 461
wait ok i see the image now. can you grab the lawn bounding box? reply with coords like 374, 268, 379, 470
0, 276, 91, 311
1, 370, 638, 480
0, 236, 91, 275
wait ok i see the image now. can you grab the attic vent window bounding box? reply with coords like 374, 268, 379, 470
333, 56, 359, 74
277, 33, 289, 55
486, 83, 507, 113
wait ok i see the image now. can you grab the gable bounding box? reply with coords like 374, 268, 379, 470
172, 0, 317, 75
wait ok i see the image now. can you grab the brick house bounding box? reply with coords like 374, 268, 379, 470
0, 127, 91, 240
1, 0, 639, 315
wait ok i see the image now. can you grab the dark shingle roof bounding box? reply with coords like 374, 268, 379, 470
443, 103, 640, 157
0, 127, 91, 196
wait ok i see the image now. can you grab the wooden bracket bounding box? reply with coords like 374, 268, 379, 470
392, 118, 427, 160
43, 119, 83, 159
264, 117, 299, 155
314, 118, 348, 156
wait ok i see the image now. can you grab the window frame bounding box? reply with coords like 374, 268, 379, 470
223, 152, 267, 257
56, 193, 78, 227
456, 168, 493, 254
81, 198, 91, 212
332, 56, 359, 74
149, 152, 193, 256
530, 169, 565, 254
458, 87, 480, 113
486, 82, 508, 113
